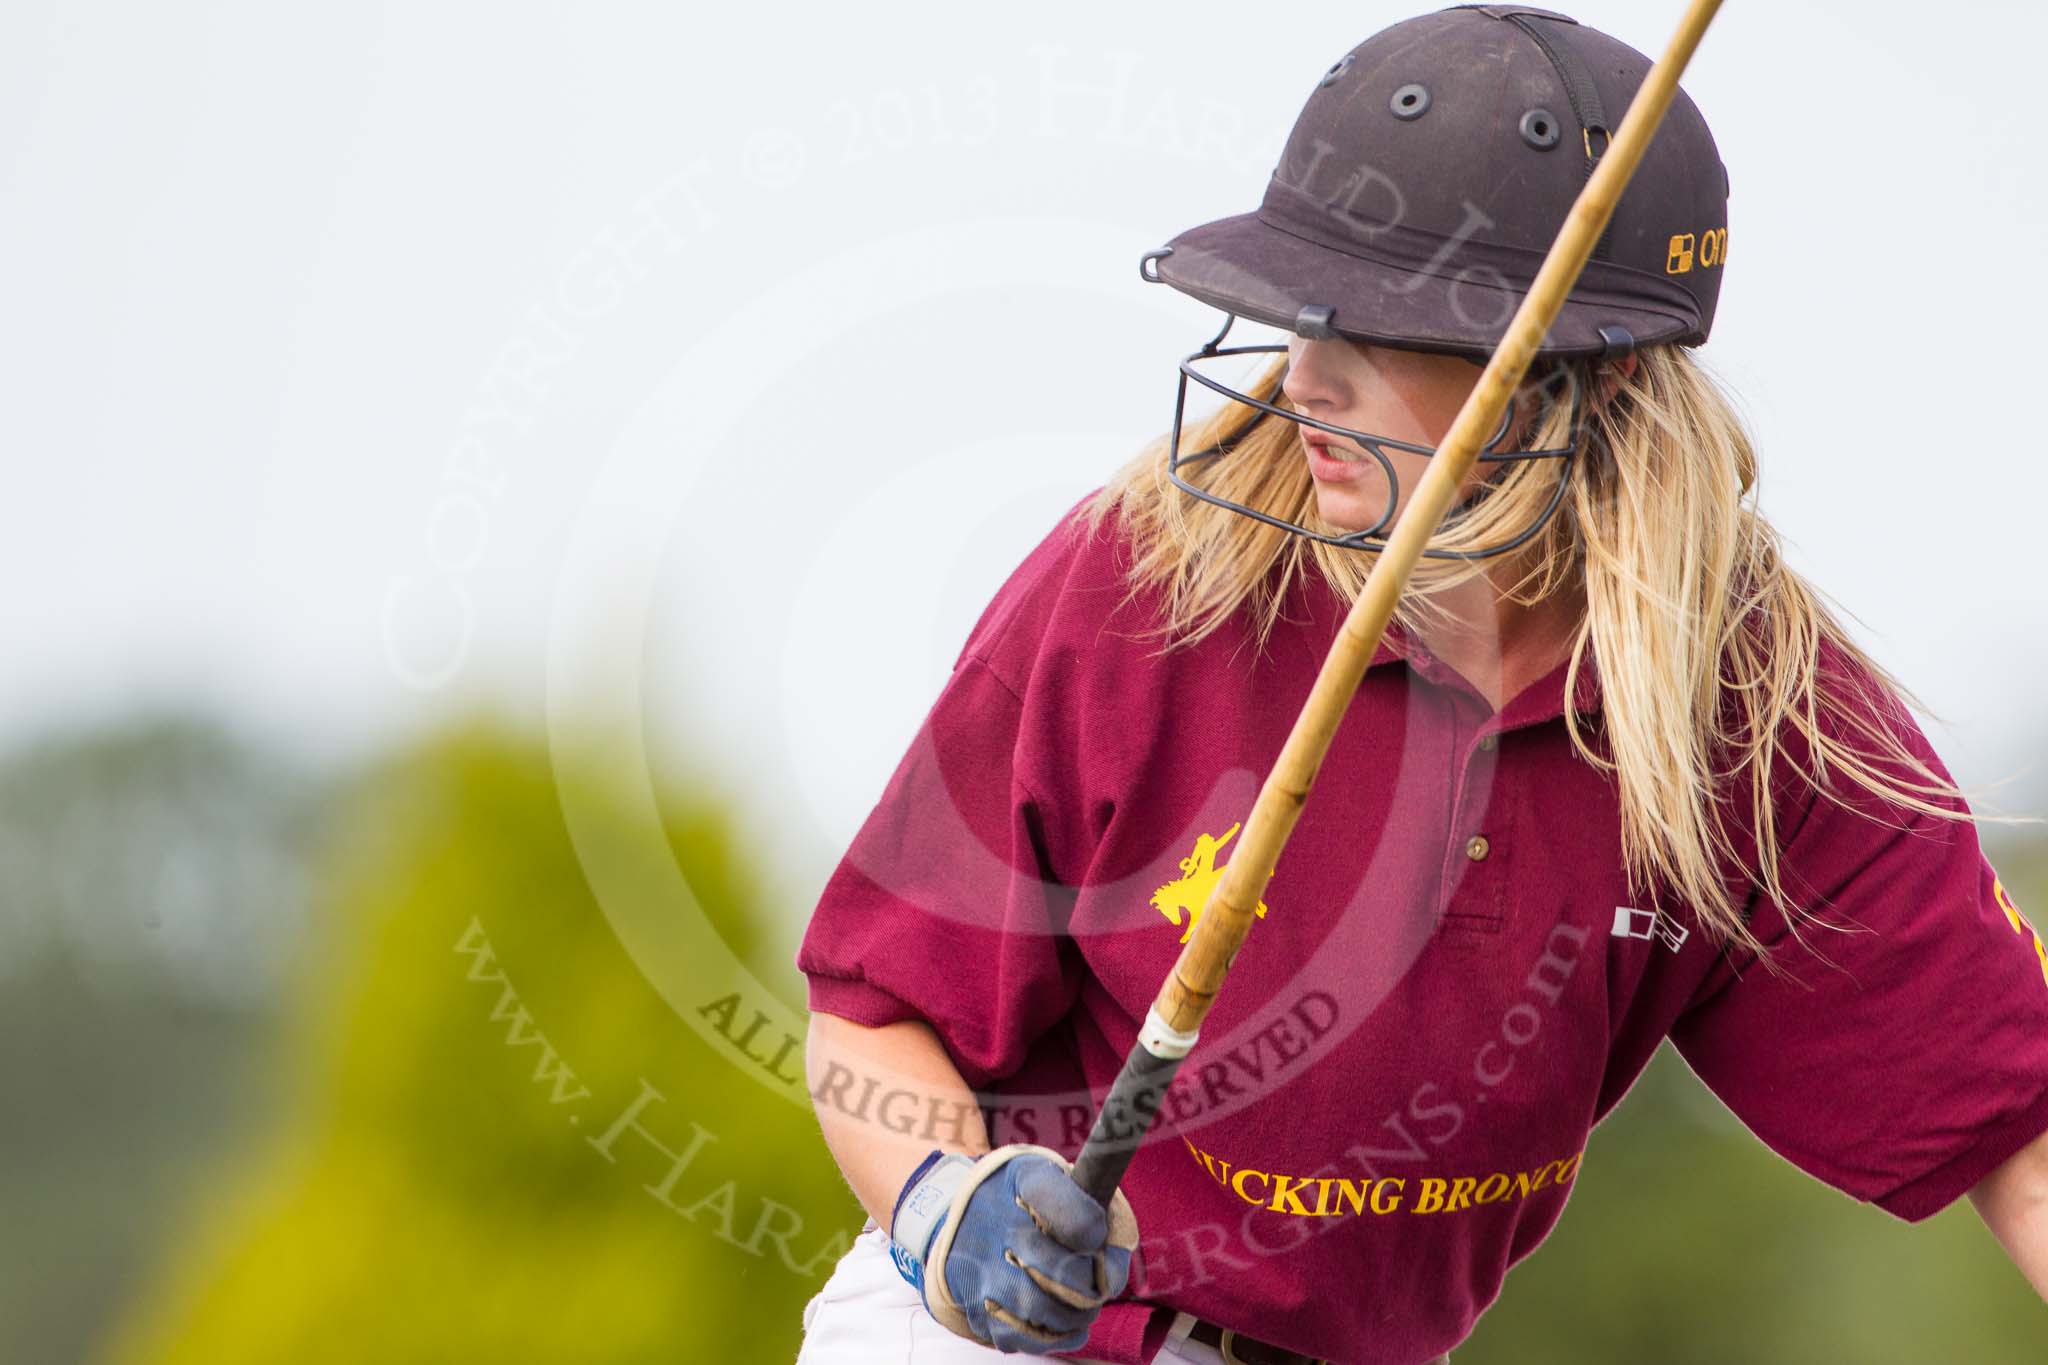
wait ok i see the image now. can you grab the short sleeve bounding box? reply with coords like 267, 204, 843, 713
1669, 706, 2048, 1221
795, 654, 1085, 1090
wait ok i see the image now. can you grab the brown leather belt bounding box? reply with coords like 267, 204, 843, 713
1183, 1319, 1450, 1365
1183, 1318, 1325, 1365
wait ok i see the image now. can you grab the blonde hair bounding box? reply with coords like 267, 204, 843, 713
1079, 345, 1976, 970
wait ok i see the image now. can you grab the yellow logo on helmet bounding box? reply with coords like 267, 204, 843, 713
1666, 227, 1728, 275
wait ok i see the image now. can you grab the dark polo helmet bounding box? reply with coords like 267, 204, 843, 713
1146, 4, 1730, 359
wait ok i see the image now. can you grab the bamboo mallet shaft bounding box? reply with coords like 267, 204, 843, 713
1070, 0, 1727, 1206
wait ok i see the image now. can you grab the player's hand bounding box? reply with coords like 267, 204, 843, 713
941, 1153, 1131, 1353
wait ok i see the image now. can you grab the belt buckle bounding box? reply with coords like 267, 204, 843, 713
1216, 1327, 1325, 1365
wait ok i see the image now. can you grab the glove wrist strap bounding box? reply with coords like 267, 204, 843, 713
887, 1150, 974, 1292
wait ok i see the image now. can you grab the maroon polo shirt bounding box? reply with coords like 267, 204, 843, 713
796, 494, 2048, 1365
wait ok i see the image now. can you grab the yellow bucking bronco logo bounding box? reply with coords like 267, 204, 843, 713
1151, 822, 1268, 944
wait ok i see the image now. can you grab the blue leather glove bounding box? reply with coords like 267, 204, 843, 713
891, 1147, 1136, 1354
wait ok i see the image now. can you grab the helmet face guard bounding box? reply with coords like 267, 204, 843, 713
1162, 309, 1586, 561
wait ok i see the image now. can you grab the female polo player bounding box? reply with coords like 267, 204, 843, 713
793, 7, 2048, 1363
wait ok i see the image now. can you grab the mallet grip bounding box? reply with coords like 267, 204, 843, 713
1068, 1044, 1183, 1206
1068, 1001, 1204, 1205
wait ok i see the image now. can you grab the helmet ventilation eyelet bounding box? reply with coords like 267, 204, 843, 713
1320, 54, 1354, 89
1519, 108, 1561, 149
1390, 83, 1431, 119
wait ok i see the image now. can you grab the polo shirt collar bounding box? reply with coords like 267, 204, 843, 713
1372, 616, 1603, 732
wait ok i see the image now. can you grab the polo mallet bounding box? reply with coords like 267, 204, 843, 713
1068, 0, 1728, 1207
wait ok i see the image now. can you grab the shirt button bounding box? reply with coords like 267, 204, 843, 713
1465, 835, 1491, 862
1477, 734, 1498, 751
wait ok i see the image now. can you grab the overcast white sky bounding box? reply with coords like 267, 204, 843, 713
4, 0, 2044, 915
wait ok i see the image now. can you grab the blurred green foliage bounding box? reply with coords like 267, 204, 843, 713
99, 722, 861, 1365
72, 721, 2048, 1364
